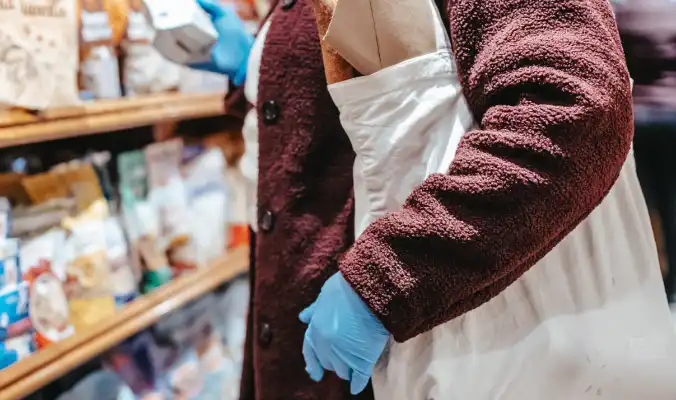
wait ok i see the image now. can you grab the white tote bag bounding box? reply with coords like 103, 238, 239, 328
327, 1, 676, 399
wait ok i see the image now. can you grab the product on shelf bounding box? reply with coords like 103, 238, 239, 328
104, 216, 138, 306
0, 0, 80, 110
63, 218, 116, 331
0, 197, 10, 239
21, 172, 70, 205
79, 0, 123, 100
122, 0, 181, 96
0, 239, 20, 290
146, 139, 197, 276
182, 147, 229, 267
118, 150, 171, 293
25, 260, 74, 348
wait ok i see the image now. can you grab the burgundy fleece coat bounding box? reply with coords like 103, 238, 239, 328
237, 0, 633, 399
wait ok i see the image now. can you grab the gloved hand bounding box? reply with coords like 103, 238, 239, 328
299, 272, 389, 395
190, 0, 254, 85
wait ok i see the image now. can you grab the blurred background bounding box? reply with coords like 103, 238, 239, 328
614, 0, 676, 310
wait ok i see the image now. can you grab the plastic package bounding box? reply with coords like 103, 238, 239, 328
105, 216, 138, 306
0, 0, 80, 110
0, 198, 10, 240
183, 148, 229, 267
63, 219, 116, 331
118, 150, 171, 292
123, 0, 181, 95
0, 282, 30, 341
25, 261, 74, 348
79, 0, 123, 100
0, 239, 20, 290
146, 140, 197, 275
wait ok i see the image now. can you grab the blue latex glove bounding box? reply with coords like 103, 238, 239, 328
299, 272, 390, 395
190, 0, 254, 85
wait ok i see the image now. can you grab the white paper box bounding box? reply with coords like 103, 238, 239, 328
142, 0, 217, 65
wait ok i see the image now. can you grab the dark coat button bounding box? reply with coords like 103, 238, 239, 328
259, 323, 273, 347
261, 100, 280, 125
281, 0, 296, 10
259, 210, 274, 232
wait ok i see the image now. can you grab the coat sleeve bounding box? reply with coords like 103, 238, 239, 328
338, 0, 633, 342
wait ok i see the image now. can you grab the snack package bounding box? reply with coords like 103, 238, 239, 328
0, 282, 30, 342
79, 0, 123, 100
123, 0, 181, 95
0, 198, 11, 240
0, 239, 20, 291
118, 150, 170, 292
11, 201, 75, 243
3, 333, 34, 366
22, 172, 70, 206
25, 261, 74, 348
0, 0, 80, 110
146, 140, 197, 275
104, 216, 138, 306
63, 219, 116, 332
55, 163, 110, 220
183, 148, 229, 266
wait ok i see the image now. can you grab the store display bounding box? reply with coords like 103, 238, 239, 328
0, 0, 80, 110
79, 0, 123, 100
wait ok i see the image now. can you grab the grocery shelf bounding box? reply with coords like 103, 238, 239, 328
0, 247, 248, 400
0, 92, 226, 149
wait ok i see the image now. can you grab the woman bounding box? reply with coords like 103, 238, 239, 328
192, 0, 676, 399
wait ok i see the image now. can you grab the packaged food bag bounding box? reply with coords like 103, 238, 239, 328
146, 139, 197, 275
25, 260, 74, 348
78, 0, 123, 99
0, 0, 80, 109
0, 239, 20, 290
123, 0, 181, 95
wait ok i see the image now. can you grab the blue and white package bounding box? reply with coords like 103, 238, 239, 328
0, 282, 30, 341
0, 197, 10, 240
0, 239, 21, 290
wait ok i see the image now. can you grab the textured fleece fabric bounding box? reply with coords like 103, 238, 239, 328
339, 0, 632, 342
242, 0, 632, 399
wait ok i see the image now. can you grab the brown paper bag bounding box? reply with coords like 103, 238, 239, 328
309, 0, 440, 82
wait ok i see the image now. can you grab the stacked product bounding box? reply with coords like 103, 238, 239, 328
0, 139, 236, 371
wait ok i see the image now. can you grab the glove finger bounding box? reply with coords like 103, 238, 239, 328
350, 370, 371, 395
302, 331, 324, 382
298, 301, 318, 324
330, 356, 351, 381
196, 0, 226, 18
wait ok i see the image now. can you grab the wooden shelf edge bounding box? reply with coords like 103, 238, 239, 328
0, 247, 249, 399
0, 93, 227, 149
